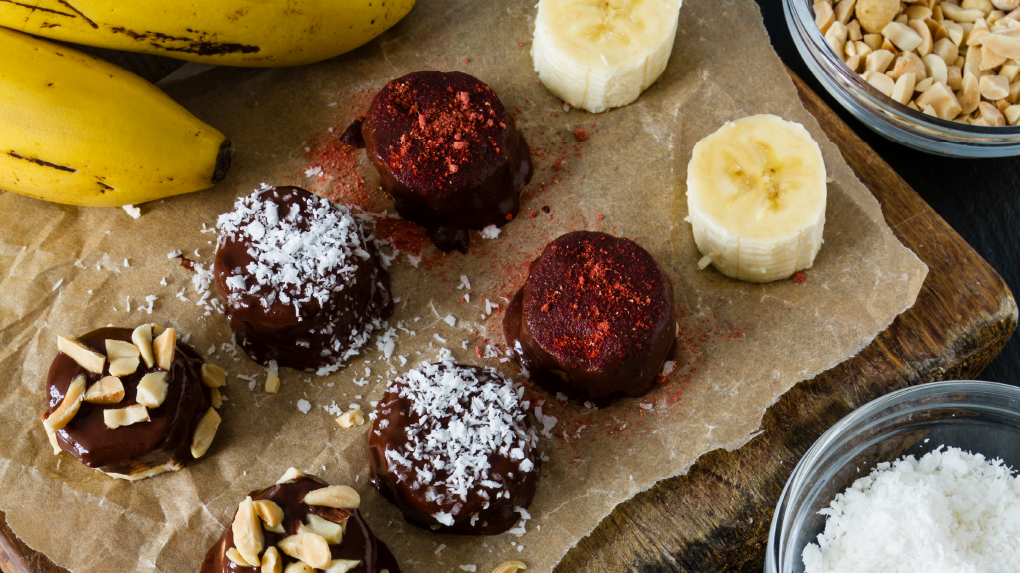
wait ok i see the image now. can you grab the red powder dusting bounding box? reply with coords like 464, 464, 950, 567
793, 272, 806, 283
596, 214, 604, 221
463, 58, 470, 63
518, 41, 525, 46
573, 128, 588, 142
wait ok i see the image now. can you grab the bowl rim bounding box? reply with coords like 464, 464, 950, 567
766, 379, 1020, 573
783, 0, 1020, 139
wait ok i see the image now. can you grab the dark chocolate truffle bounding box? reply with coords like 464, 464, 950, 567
355, 71, 533, 253
368, 361, 539, 535
201, 471, 401, 573
41, 325, 220, 480
214, 185, 393, 375
503, 231, 676, 406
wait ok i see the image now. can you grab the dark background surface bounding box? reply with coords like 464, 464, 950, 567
754, 0, 1020, 385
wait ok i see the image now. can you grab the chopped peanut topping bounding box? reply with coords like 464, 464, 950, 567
43, 374, 87, 433
190, 407, 221, 458
492, 561, 528, 573
201, 363, 226, 388
303, 485, 360, 509
153, 328, 176, 371
103, 404, 150, 429
136, 372, 169, 408
84, 376, 125, 404
232, 496, 264, 567
57, 336, 105, 374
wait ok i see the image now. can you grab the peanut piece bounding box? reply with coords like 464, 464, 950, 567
964, 0, 995, 17
892, 72, 917, 103
284, 563, 314, 573
57, 336, 105, 374
924, 53, 950, 83
910, 19, 934, 55
153, 328, 176, 371
84, 376, 125, 404
835, 0, 857, 25
266, 370, 280, 394
857, 0, 900, 33
43, 374, 86, 432
298, 514, 344, 544
262, 546, 282, 573
323, 560, 362, 573
211, 387, 223, 409
278, 533, 331, 569
866, 49, 896, 72
254, 500, 284, 528
136, 371, 169, 408
1004, 103, 1020, 122
943, 2, 991, 22
201, 363, 226, 388
995, 0, 1020, 11
227, 548, 257, 568
132, 324, 155, 368
233, 496, 264, 567
492, 562, 528, 573
190, 407, 221, 458
961, 71, 983, 113
103, 404, 150, 429
277, 467, 306, 484
981, 72, 1012, 97
815, 1, 836, 33
336, 407, 365, 428
303, 485, 360, 509
916, 81, 965, 118
863, 70, 896, 95
883, 21, 925, 51
888, 51, 928, 80
975, 100, 1009, 123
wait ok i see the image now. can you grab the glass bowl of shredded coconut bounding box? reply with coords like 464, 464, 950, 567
766, 380, 1020, 573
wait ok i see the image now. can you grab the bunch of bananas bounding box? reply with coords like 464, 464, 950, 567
0, 0, 415, 207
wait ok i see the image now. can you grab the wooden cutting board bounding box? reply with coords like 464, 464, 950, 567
1, 68, 1015, 573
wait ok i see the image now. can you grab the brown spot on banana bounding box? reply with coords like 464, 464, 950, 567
108, 27, 260, 56
0, 0, 74, 18
7, 151, 76, 173
55, 0, 97, 29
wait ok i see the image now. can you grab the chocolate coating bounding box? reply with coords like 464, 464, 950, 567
44, 327, 212, 476
201, 475, 400, 573
368, 363, 539, 535
214, 186, 393, 372
359, 71, 533, 253
504, 231, 676, 406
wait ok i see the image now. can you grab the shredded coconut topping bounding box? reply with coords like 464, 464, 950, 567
216, 185, 368, 311
804, 446, 1020, 572
381, 360, 537, 507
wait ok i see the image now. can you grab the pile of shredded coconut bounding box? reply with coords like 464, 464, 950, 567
216, 184, 370, 312
381, 359, 537, 526
803, 446, 1020, 573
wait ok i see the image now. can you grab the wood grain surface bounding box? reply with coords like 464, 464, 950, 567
1, 69, 1015, 573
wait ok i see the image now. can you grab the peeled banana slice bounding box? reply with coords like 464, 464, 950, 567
686, 114, 827, 283
532, 0, 683, 113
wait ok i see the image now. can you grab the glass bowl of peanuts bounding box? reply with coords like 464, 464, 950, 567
784, 0, 1020, 157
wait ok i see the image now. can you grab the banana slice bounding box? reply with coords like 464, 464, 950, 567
532, 0, 683, 113
686, 115, 827, 283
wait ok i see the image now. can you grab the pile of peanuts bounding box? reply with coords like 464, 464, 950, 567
813, 0, 1020, 126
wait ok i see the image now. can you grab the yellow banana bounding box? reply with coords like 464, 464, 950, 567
0, 0, 416, 67
0, 27, 230, 207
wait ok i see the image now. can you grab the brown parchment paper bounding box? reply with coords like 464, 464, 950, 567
0, 0, 928, 571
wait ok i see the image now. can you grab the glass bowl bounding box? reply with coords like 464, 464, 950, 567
765, 380, 1020, 573
782, 0, 1020, 157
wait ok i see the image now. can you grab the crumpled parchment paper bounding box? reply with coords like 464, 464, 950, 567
0, 0, 927, 571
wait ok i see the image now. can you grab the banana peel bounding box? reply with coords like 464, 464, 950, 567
0, 0, 416, 67
0, 27, 230, 207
